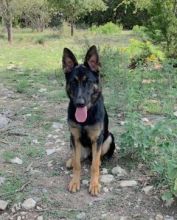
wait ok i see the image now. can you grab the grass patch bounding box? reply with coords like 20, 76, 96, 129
2, 151, 17, 162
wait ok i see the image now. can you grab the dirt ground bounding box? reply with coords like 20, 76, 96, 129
0, 82, 177, 220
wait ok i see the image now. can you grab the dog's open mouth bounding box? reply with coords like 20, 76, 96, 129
75, 106, 87, 123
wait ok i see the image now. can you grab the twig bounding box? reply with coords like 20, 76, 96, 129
7, 132, 28, 136
0, 181, 31, 197
35, 208, 78, 212
0, 139, 10, 145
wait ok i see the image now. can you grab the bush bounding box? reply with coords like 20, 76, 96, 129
127, 39, 165, 68
34, 36, 46, 45
132, 25, 148, 40
90, 22, 122, 35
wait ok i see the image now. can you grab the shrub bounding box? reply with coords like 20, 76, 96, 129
34, 36, 46, 45
90, 22, 122, 35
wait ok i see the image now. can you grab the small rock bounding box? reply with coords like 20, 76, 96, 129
76, 212, 86, 219
165, 198, 174, 207
100, 174, 114, 184
82, 180, 89, 186
164, 216, 174, 220
142, 185, 153, 195
10, 157, 23, 165
37, 216, 43, 220
0, 200, 8, 210
46, 148, 56, 156
155, 214, 163, 220
173, 111, 177, 117
52, 122, 63, 129
0, 114, 9, 129
32, 139, 39, 144
0, 177, 6, 185
101, 168, 108, 174
111, 166, 127, 176
22, 198, 36, 210
120, 121, 125, 126
142, 117, 149, 122
38, 88, 47, 93
120, 180, 138, 187
20, 212, 27, 216
47, 160, 53, 167
17, 216, 22, 220
103, 187, 109, 193
120, 217, 129, 220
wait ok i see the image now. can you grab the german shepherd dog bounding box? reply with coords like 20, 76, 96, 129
62, 45, 115, 196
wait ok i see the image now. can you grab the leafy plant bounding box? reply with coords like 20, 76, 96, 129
90, 22, 122, 35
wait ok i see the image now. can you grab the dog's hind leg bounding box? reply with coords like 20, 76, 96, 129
101, 133, 115, 158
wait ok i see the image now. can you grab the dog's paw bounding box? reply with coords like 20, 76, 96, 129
89, 181, 100, 196
68, 178, 80, 193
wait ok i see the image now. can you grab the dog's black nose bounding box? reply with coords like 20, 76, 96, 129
76, 98, 85, 107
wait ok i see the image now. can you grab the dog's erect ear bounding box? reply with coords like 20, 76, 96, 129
84, 45, 100, 72
62, 48, 78, 73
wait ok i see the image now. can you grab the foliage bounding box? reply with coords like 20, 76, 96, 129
21, 0, 50, 31
48, 0, 106, 35
90, 22, 122, 35
78, 0, 149, 29
127, 38, 165, 67
124, 0, 177, 57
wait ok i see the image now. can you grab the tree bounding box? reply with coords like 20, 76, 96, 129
0, 0, 22, 42
48, 0, 107, 36
21, 0, 50, 32
123, 0, 177, 57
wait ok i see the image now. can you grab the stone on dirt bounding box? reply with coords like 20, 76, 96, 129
22, 198, 36, 210
164, 216, 174, 220
120, 180, 138, 187
46, 148, 56, 156
155, 214, 164, 220
37, 216, 43, 220
100, 174, 114, 184
76, 212, 86, 219
142, 185, 153, 195
0, 114, 9, 129
52, 122, 63, 129
0, 177, 6, 185
10, 157, 23, 165
0, 200, 8, 210
82, 180, 89, 186
111, 166, 127, 176
101, 168, 108, 174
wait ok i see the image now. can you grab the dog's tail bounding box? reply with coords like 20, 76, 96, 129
101, 132, 115, 159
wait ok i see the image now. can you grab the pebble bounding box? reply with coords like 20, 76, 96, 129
0, 114, 9, 129
10, 157, 23, 165
120, 217, 129, 220
37, 216, 43, 220
22, 198, 36, 210
164, 216, 174, 220
173, 111, 177, 117
111, 166, 127, 176
46, 148, 56, 156
142, 185, 153, 195
17, 216, 22, 220
0, 200, 8, 210
52, 122, 63, 129
38, 88, 47, 93
103, 187, 109, 193
120, 180, 138, 187
0, 177, 6, 185
82, 180, 89, 186
101, 168, 108, 174
100, 174, 114, 184
155, 214, 164, 220
76, 212, 86, 219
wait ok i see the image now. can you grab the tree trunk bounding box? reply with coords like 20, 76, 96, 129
5, 19, 12, 43
71, 22, 74, 36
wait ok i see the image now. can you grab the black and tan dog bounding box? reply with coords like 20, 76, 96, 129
62, 45, 115, 196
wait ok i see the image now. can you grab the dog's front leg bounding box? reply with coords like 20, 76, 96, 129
89, 141, 101, 196
68, 139, 81, 193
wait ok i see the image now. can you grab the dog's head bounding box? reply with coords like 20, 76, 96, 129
62, 45, 101, 123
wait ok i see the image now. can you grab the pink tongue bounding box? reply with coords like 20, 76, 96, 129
75, 106, 87, 123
